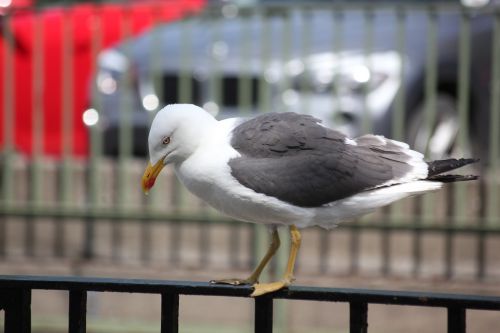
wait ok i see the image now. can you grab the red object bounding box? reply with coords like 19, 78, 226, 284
0, 0, 205, 157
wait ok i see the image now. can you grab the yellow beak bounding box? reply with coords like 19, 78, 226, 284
141, 158, 165, 194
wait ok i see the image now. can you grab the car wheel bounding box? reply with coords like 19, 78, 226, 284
406, 94, 465, 160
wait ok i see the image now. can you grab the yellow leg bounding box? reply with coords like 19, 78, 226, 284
211, 228, 280, 286
251, 225, 302, 297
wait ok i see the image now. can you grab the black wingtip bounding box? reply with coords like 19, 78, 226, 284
427, 174, 479, 183
427, 158, 479, 177
426, 158, 479, 183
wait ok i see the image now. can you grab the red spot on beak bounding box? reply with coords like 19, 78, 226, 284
142, 159, 165, 194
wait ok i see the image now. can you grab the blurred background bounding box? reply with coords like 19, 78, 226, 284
0, 0, 499, 332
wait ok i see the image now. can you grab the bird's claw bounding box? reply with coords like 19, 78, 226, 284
210, 278, 256, 286
250, 280, 290, 297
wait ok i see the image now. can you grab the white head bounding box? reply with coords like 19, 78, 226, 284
142, 104, 216, 193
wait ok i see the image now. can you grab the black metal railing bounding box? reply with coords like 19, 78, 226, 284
1, 275, 500, 333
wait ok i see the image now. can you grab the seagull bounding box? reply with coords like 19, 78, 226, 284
141, 104, 478, 297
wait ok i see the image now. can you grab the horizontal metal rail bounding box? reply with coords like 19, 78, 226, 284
0, 207, 499, 234
1, 275, 500, 333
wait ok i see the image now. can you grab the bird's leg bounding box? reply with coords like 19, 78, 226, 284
210, 228, 280, 286
251, 224, 302, 297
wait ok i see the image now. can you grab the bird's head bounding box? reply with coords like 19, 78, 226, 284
141, 104, 216, 194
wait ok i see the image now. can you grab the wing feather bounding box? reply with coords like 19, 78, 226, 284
229, 113, 426, 207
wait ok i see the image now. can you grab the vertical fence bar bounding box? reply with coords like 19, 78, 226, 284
165, 51, 199, 262
231, 8, 252, 269
362, 6, 374, 134
325, 7, 343, 273
350, 301, 368, 333
161, 292, 179, 333
444, 185, 455, 279
31, 9, 43, 200
456, 10, 471, 155
384, 6, 408, 276
83, 6, 104, 260
61, 2, 74, 151
319, 231, 329, 274
114, 5, 134, 262
142, 3, 163, 264
198, 218, 210, 268
169, 223, 182, 265
477, 8, 500, 281
238, 13, 251, 113
413, 7, 438, 278
169, 183, 181, 265
140, 216, 152, 263
255, 296, 273, 333
456, 9, 476, 279
351, 7, 375, 274
455, 8, 471, 227
248, 223, 257, 269
169, 179, 182, 265
279, 7, 292, 112
24, 169, 38, 257
229, 224, 241, 268
412, 196, 423, 277
26, 9, 44, 259
443, 7, 462, 274
381, 0, 400, 270
57, 5, 73, 260
299, 8, 312, 115
1, 12, 15, 201
331, 6, 343, 113
25, 176, 35, 257
60, 5, 74, 211
0, 13, 15, 257
272, 6, 291, 316
268, 8, 292, 280
477, 179, 487, 279
447, 306, 466, 333
488, 9, 500, 240
178, 18, 193, 105
331, 7, 361, 275
318, 7, 343, 275
25, 160, 35, 256
68, 290, 87, 333
258, 5, 271, 114
249, 7, 275, 275
349, 225, 360, 275
139, 4, 162, 265
485, 5, 500, 283
150, 2, 164, 110
380, 216, 391, 276
208, 9, 222, 110
3, 289, 31, 333
185, 14, 210, 268
444, 8, 463, 274
423, 7, 439, 156
392, 6, 406, 143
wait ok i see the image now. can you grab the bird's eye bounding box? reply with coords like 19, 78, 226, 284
162, 136, 171, 145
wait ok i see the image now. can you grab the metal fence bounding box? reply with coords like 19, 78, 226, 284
1, 275, 500, 333
0, 0, 500, 285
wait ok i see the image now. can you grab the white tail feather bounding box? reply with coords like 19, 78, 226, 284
315, 181, 442, 228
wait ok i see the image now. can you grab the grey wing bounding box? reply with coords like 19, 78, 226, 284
231, 112, 345, 156
229, 113, 428, 208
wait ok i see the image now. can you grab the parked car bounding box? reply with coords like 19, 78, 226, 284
89, 3, 495, 163
0, 0, 206, 157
